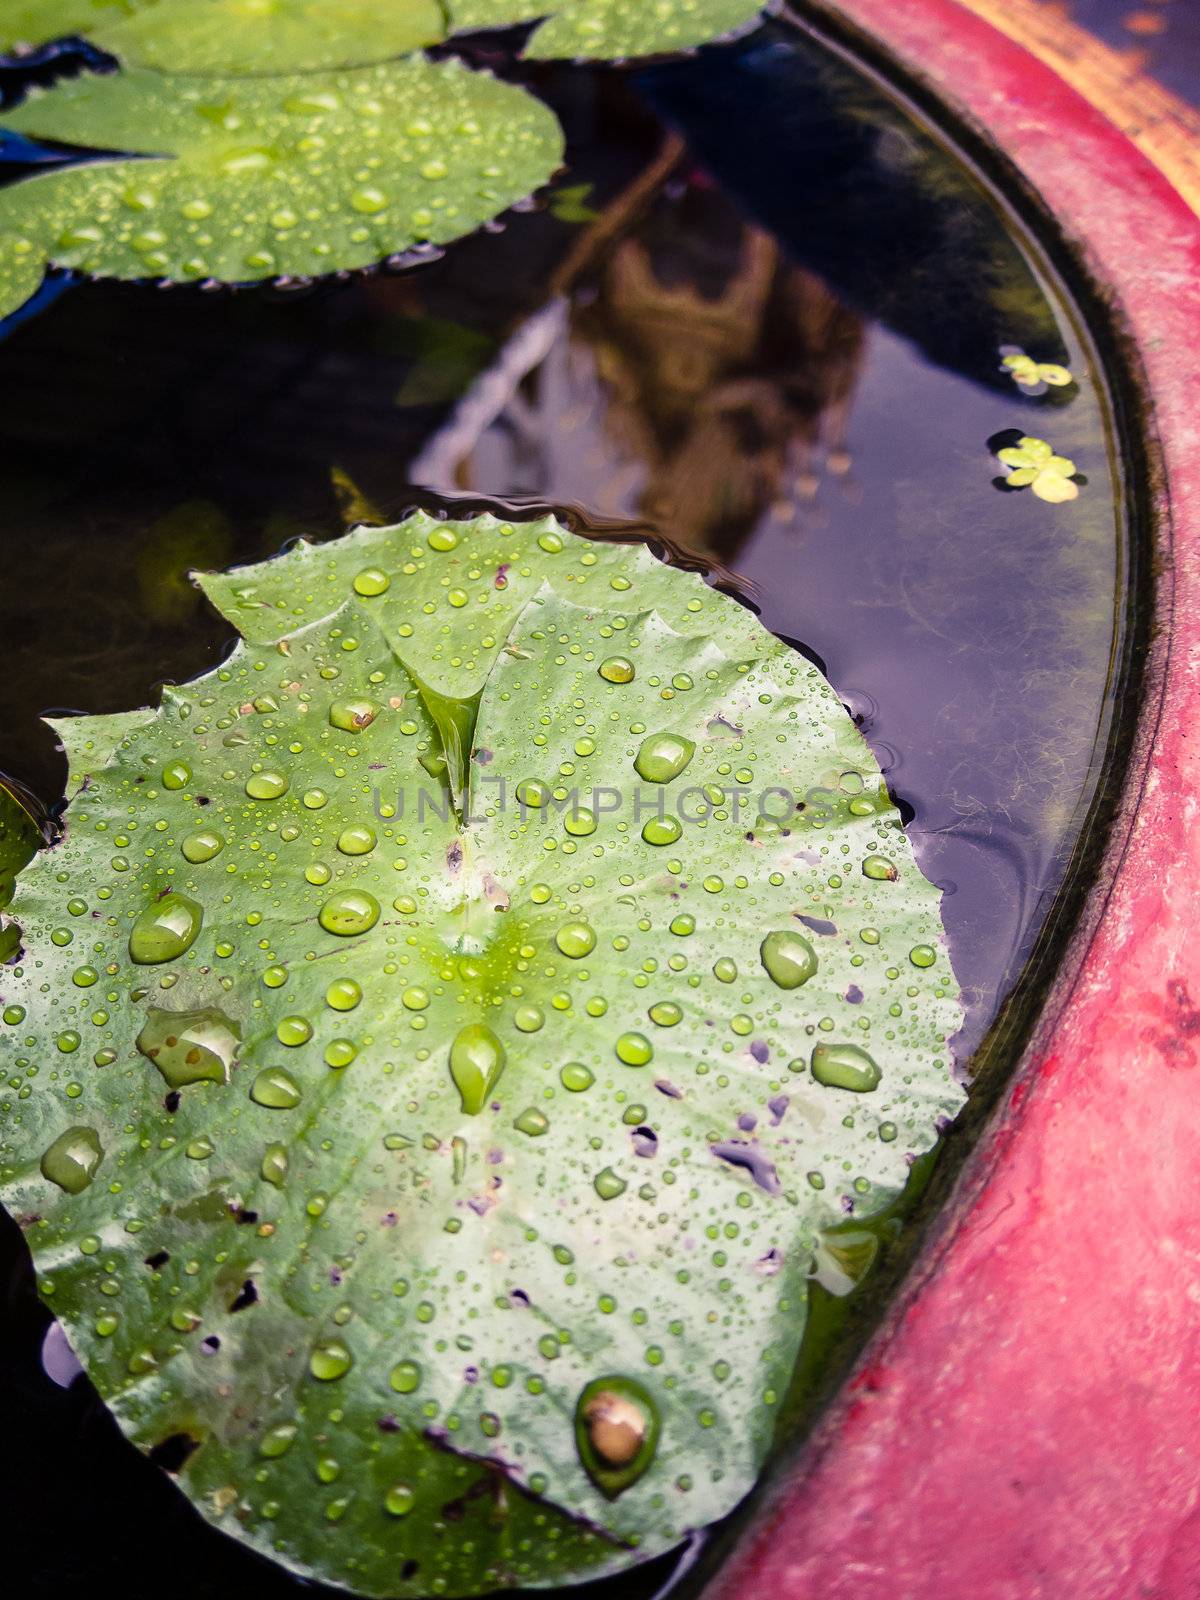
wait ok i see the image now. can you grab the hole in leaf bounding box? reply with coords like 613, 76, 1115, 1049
229, 1279, 258, 1313
148, 1432, 200, 1474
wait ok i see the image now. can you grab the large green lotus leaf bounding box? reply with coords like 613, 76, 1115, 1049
0, 59, 563, 315
0, 0, 154, 54
0, 519, 964, 1596
95, 0, 445, 75
447, 0, 765, 60
197, 508, 766, 702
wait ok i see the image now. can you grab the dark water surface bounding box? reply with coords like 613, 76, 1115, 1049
0, 13, 1136, 1600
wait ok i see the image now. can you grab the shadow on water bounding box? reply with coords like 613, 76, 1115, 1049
0, 11, 1139, 1599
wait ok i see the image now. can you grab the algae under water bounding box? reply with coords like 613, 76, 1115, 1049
0, 12, 1137, 1599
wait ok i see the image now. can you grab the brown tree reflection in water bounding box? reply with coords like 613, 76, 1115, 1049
414, 144, 866, 567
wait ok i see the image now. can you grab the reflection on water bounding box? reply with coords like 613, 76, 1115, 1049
0, 14, 1131, 1600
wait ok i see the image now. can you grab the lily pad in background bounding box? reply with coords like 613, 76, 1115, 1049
93, 0, 445, 74
448, 0, 767, 60
0, 0, 153, 55
2, 0, 767, 68
0, 58, 563, 318
0, 514, 963, 1595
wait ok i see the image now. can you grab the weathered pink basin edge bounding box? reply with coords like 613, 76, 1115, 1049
705, 3, 1200, 1597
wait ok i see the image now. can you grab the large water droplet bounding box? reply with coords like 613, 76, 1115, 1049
181, 829, 225, 864
449, 1023, 506, 1115
40, 1126, 103, 1193
384, 1483, 415, 1517
250, 1068, 302, 1109
136, 1005, 239, 1088
310, 1338, 353, 1381
575, 1376, 660, 1497
811, 1043, 882, 1092
635, 733, 695, 784
389, 1359, 420, 1393
245, 771, 288, 800
555, 921, 596, 959
599, 656, 635, 684
261, 1143, 288, 1185
319, 890, 381, 936
615, 1032, 653, 1066
642, 815, 682, 846
329, 698, 381, 731
129, 893, 203, 964
760, 930, 818, 989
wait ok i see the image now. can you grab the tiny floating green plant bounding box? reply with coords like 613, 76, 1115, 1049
996, 434, 1081, 503
1000, 348, 1074, 392
0, 510, 965, 1597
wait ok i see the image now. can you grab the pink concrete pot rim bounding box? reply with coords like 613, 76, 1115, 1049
703, 4, 1200, 1598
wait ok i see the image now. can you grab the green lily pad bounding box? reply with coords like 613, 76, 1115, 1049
99, 0, 445, 75
0, 0, 153, 55
1, 0, 444, 70
2, 0, 767, 66
0, 515, 963, 1595
0, 57, 563, 317
448, 0, 766, 59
